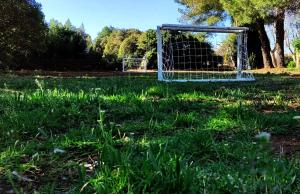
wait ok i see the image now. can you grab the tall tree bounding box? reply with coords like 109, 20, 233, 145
0, 0, 46, 68
94, 26, 115, 56
175, 0, 226, 25
221, 0, 274, 68
118, 33, 141, 59
137, 29, 157, 68
64, 19, 74, 31
253, 0, 300, 68
293, 38, 300, 69
45, 19, 87, 59
176, 0, 275, 68
285, 14, 300, 64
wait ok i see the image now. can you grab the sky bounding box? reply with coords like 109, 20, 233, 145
37, 0, 183, 39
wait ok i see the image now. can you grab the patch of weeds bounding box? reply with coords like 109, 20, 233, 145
0, 73, 300, 193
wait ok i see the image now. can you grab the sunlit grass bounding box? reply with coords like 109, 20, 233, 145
0, 73, 300, 193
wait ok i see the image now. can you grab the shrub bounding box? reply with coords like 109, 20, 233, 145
287, 60, 296, 70
284, 56, 294, 67
249, 53, 256, 68
293, 38, 300, 50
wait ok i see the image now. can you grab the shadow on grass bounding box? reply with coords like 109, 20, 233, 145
0, 74, 299, 193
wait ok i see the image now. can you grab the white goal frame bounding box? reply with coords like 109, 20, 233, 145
156, 24, 255, 82
122, 57, 148, 73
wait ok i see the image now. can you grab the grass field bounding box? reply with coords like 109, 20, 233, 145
0, 72, 300, 193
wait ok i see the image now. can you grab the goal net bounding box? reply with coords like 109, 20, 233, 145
157, 24, 255, 82
122, 57, 147, 72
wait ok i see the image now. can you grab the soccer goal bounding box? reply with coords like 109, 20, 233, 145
156, 24, 255, 82
122, 57, 148, 72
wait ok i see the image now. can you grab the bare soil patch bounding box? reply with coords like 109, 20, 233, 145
272, 127, 300, 156
251, 68, 300, 75
3, 70, 156, 78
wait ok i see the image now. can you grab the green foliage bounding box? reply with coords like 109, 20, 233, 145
118, 33, 141, 59
102, 30, 126, 67
293, 38, 300, 50
45, 19, 88, 59
175, 0, 226, 25
0, 1, 156, 71
1, 74, 300, 193
249, 52, 257, 67
216, 34, 237, 65
220, 0, 260, 25
176, 0, 298, 26
93, 27, 115, 58
0, 0, 46, 68
287, 61, 296, 69
252, 0, 299, 19
137, 30, 158, 68
93, 28, 156, 70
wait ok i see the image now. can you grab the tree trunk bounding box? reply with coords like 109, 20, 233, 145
274, 10, 285, 68
271, 50, 277, 68
297, 50, 300, 69
256, 20, 274, 68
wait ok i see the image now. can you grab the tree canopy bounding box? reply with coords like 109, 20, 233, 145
0, 0, 46, 68
175, 0, 226, 25
45, 19, 87, 59
175, 0, 300, 68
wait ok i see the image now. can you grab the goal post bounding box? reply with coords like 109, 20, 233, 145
122, 57, 148, 73
156, 24, 255, 82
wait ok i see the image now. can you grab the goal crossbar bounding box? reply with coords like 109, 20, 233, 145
160, 24, 249, 33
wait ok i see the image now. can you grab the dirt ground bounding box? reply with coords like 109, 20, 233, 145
1, 68, 299, 78
3, 70, 156, 78
272, 129, 300, 156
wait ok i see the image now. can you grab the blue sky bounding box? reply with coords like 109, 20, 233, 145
37, 0, 182, 39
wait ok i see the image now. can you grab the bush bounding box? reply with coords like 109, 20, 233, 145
249, 53, 256, 68
293, 38, 300, 50
284, 56, 294, 67
287, 61, 296, 70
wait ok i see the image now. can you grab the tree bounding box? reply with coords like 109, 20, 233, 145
118, 29, 141, 58
137, 29, 157, 68
64, 19, 74, 31
216, 34, 237, 66
285, 14, 300, 61
252, 0, 300, 68
98, 26, 115, 40
293, 38, 300, 68
94, 26, 115, 58
118, 34, 140, 58
0, 0, 46, 68
176, 0, 275, 68
45, 19, 87, 59
221, 0, 274, 68
175, 0, 226, 25
103, 30, 125, 58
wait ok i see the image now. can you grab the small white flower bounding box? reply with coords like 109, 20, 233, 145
293, 116, 300, 120
255, 132, 271, 142
32, 152, 39, 159
54, 148, 66, 154
84, 163, 93, 168
12, 171, 33, 182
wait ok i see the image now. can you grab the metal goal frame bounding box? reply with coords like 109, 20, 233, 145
156, 24, 255, 82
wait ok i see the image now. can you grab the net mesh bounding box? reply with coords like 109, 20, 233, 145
122, 57, 147, 72
160, 30, 254, 82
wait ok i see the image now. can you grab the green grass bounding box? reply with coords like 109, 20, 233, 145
0, 73, 300, 193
